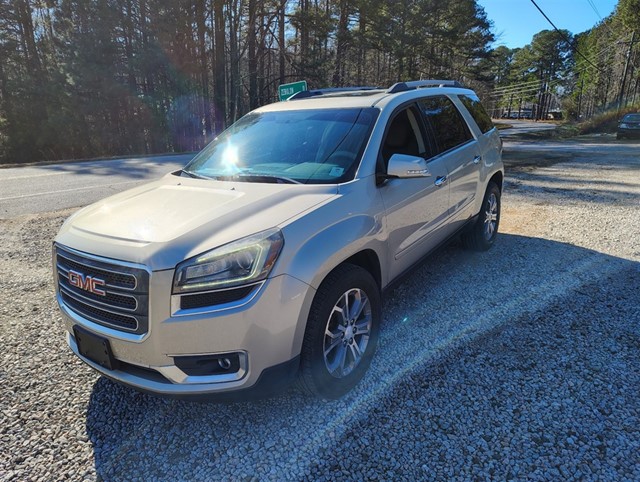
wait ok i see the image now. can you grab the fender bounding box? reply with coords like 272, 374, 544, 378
281, 212, 388, 358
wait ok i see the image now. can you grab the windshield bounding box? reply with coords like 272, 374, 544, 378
622, 114, 640, 122
184, 108, 378, 184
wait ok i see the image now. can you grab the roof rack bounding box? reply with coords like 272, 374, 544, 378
286, 80, 464, 101
387, 80, 464, 94
288, 86, 381, 100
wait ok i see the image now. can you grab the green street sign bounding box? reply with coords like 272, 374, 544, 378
278, 81, 308, 101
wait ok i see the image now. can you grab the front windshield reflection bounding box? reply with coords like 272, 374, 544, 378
184, 108, 378, 184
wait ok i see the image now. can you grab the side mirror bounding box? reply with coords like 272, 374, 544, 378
387, 154, 431, 179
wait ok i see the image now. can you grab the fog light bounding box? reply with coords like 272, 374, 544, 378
174, 353, 241, 376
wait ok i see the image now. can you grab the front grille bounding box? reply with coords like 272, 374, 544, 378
61, 291, 139, 330
55, 245, 149, 334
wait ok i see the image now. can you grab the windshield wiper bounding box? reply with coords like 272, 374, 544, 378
213, 174, 302, 184
180, 169, 211, 180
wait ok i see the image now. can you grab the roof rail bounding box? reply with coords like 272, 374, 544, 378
288, 86, 381, 100
387, 80, 464, 94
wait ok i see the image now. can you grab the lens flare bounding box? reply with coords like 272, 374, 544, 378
222, 143, 240, 172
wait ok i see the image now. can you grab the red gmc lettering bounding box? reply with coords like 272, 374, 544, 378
68, 270, 106, 296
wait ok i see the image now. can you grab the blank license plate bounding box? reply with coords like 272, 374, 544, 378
73, 326, 119, 371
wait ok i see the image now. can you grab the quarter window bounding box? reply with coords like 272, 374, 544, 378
419, 96, 472, 155
459, 94, 494, 134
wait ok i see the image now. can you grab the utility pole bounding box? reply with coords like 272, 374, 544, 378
577, 78, 584, 119
618, 31, 636, 110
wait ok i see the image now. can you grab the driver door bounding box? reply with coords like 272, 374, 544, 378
378, 106, 451, 281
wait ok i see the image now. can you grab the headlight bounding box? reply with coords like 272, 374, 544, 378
619, 123, 629, 128
173, 228, 284, 294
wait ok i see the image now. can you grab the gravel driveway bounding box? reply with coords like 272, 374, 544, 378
1, 139, 639, 481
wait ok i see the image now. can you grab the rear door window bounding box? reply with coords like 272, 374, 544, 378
418, 96, 473, 155
459, 94, 494, 133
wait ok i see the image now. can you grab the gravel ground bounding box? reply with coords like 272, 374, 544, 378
1, 139, 639, 481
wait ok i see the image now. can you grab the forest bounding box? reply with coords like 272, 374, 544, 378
0, 0, 638, 164
489, 0, 640, 122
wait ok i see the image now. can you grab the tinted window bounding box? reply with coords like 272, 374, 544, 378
622, 113, 640, 122
459, 94, 494, 133
419, 96, 472, 155
381, 108, 425, 166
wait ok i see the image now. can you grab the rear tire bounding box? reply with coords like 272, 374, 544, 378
299, 264, 381, 399
462, 182, 501, 251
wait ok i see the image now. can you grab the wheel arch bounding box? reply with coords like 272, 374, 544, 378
289, 246, 384, 362
283, 210, 387, 357
342, 249, 382, 291
489, 170, 504, 192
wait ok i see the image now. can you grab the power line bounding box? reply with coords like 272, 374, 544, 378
488, 87, 542, 99
490, 84, 542, 98
491, 79, 542, 94
529, 0, 602, 73
489, 55, 625, 100
490, 40, 621, 98
488, 75, 576, 99
585, 0, 604, 22
582, 1, 640, 73
489, 31, 631, 101
488, 82, 556, 99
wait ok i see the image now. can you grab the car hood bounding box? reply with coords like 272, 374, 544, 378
55, 173, 338, 270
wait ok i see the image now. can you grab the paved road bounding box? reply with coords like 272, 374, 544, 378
0, 154, 193, 219
495, 119, 558, 138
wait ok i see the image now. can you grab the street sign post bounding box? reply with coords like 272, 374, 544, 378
278, 81, 308, 101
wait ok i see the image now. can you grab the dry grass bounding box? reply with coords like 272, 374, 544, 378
577, 105, 640, 134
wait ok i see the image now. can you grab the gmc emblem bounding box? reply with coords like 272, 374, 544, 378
68, 270, 106, 296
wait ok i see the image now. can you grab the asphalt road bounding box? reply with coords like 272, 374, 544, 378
0, 154, 193, 219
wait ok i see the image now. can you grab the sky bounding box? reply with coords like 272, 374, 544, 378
478, 0, 619, 49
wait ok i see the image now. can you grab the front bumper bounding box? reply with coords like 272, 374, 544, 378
57, 271, 314, 398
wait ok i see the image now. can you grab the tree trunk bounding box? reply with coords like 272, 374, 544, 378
16, 0, 47, 124
279, 0, 286, 85
332, 0, 349, 86
213, 0, 226, 132
196, 0, 212, 137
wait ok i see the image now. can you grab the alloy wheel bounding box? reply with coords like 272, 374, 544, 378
323, 288, 372, 378
483, 192, 499, 241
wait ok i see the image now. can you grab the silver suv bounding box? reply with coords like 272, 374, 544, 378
53, 80, 503, 400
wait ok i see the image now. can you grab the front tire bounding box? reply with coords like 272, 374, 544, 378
462, 182, 501, 251
299, 264, 381, 399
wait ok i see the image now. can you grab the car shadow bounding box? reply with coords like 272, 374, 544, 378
85, 233, 639, 480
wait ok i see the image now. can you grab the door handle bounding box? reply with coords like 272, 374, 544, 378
435, 176, 447, 187
473, 155, 482, 164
